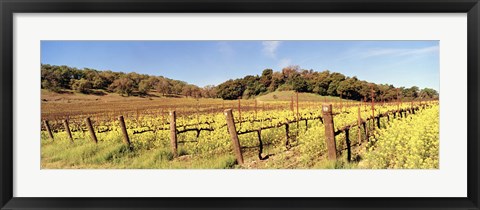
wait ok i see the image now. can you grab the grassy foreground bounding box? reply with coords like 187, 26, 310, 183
40, 90, 438, 169
41, 133, 237, 169
41, 105, 439, 169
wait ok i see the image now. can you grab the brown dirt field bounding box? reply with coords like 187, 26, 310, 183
41, 89, 242, 120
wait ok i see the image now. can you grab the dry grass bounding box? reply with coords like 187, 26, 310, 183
41, 89, 348, 121
42, 89, 235, 120
256, 90, 350, 102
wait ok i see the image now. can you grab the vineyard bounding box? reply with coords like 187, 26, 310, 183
41, 94, 439, 169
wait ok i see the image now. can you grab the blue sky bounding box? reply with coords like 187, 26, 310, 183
41, 40, 439, 90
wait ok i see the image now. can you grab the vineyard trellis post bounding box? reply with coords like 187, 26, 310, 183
345, 129, 351, 162
376, 116, 381, 129
296, 92, 299, 135
85, 117, 98, 144
396, 88, 400, 111
118, 116, 131, 148
285, 123, 290, 149
322, 104, 337, 160
43, 120, 54, 141
170, 111, 178, 157
63, 119, 73, 143
357, 106, 362, 145
296, 92, 299, 118
238, 98, 242, 126
256, 130, 263, 160
224, 109, 244, 165
370, 85, 375, 131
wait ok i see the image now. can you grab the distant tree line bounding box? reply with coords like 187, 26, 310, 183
41, 64, 214, 97
41, 64, 438, 101
216, 66, 438, 101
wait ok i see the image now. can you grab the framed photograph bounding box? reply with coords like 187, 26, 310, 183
1, 0, 479, 209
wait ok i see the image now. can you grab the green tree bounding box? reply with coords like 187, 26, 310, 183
138, 80, 152, 95
217, 79, 245, 100
326, 72, 346, 96
290, 75, 308, 92
70, 78, 93, 94
311, 70, 331, 95
337, 77, 361, 100
259, 69, 273, 89
202, 85, 217, 98
156, 78, 171, 96
109, 77, 135, 96
404, 86, 420, 100
268, 71, 284, 92
419, 88, 439, 99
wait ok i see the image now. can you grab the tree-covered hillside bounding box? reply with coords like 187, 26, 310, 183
216, 66, 438, 101
41, 64, 438, 101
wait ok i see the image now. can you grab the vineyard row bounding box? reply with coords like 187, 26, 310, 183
42, 102, 433, 165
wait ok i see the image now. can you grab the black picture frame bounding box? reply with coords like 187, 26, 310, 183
1, 0, 479, 209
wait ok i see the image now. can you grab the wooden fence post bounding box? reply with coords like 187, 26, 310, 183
170, 111, 178, 157
63, 119, 73, 143
370, 85, 375, 130
118, 116, 131, 147
85, 117, 98, 144
345, 129, 351, 162
396, 89, 400, 111
224, 109, 244, 165
43, 120, 54, 141
256, 130, 263, 160
357, 106, 362, 145
322, 104, 337, 160
285, 123, 290, 149
296, 92, 300, 134
237, 99, 242, 126
376, 116, 381, 129
296, 92, 299, 118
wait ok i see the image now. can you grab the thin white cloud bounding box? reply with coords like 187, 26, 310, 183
278, 58, 292, 68
262, 41, 281, 58
400, 45, 439, 55
332, 45, 439, 64
359, 45, 439, 59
